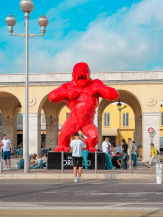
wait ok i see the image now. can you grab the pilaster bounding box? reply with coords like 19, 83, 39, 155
3, 118, 17, 148
23, 113, 41, 156
142, 112, 160, 162
46, 117, 58, 150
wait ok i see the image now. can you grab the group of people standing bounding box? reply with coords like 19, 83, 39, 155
101, 137, 138, 170
70, 134, 140, 182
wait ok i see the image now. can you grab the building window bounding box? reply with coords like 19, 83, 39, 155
161, 113, 163, 126
66, 113, 69, 119
42, 113, 46, 124
104, 113, 110, 127
17, 113, 23, 125
123, 113, 129, 127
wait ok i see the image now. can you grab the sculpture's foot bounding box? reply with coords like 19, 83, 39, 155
54, 146, 69, 152
88, 147, 97, 153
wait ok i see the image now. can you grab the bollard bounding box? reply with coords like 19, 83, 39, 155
156, 164, 162, 184
0, 161, 2, 173
61, 151, 64, 174
95, 151, 97, 174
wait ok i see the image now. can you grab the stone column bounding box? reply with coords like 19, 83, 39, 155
94, 113, 98, 149
142, 112, 160, 162
23, 113, 41, 156
135, 116, 142, 147
46, 117, 58, 150
98, 116, 103, 150
94, 113, 98, 127
3, 118, 17, 148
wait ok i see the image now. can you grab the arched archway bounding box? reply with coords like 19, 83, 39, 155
98, 90, 142, 149
38, 95, 65, 151
0, 92, 22, 148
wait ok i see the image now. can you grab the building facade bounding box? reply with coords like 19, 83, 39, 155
0, 71, 162, 161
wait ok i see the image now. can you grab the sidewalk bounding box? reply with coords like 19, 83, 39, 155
0, 157, 162, 180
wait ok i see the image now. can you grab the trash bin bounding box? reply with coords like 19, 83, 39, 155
156, 164, 162, 184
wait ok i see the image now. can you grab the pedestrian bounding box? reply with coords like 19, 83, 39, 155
110, 144, 116, 157
101, 137, 114, 170
0, 139, 4, 163
138, 145, 142, 158
42, 153, 48, 168
112, 152, 121, 169
107, 137, 111, 147
146, 143, 157, 168
2, 134, 13, 171
128, 138, 134, 169
70, 133, 85, 182
30, 153, 38, 169
115, 143, 122, 154
132, 141, 137, 167
121, 139, 128, 170
79, 134, 89, 170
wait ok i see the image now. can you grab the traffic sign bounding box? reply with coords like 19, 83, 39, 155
148, 127, 154, 134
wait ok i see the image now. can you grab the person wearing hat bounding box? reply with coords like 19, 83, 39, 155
79, 134, 89, 170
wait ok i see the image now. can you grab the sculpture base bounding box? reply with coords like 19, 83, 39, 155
47, 152, 105, 170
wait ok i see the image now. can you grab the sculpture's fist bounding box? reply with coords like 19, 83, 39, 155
67, 89, 79, 100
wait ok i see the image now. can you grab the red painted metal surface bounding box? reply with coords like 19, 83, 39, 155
48, 62, 119, 152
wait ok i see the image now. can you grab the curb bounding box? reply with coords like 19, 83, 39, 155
0, 173, 157, 180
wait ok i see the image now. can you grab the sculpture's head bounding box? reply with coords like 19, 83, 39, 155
72, 62, 91, 87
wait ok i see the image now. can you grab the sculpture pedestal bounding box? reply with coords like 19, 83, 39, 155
48, 152, 105, 170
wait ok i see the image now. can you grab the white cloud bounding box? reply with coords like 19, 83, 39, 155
1, 0, 163, 73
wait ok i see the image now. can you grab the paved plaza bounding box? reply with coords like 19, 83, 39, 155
0, 179, 162, 216
0, 156, 162, 181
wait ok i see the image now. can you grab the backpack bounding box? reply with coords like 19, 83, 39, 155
157, 150, 160, 155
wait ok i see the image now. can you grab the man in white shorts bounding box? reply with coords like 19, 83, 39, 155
70, 133, 85, 182
2, 134, 13, 171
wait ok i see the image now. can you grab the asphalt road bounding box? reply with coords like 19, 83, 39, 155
0, 179, 163, 216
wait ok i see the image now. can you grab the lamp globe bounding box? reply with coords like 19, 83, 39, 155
20, 0, 34, 13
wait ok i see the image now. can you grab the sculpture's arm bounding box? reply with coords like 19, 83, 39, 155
48, 83, 79, 103
93, 80, 119, 101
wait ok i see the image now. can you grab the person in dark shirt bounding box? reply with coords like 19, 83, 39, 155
121, 139, 128, 170
112, 152, 121, 169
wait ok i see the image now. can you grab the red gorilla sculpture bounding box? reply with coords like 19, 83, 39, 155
48, 62, 119, 152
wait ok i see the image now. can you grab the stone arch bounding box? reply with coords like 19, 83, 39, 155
38, 94, 65, 150
0, 91, 22, 148
98, 89, 142, 148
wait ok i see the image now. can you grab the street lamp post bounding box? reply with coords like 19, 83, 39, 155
5, 0, 49, 173
117, 101, 127, 145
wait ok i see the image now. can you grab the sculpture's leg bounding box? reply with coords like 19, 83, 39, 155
81, 124, 99, 152
54, 118, 80, 152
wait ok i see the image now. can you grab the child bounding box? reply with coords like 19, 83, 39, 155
42, 153, 47, 168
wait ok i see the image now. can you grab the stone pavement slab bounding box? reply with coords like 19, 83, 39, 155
0, 157, 162, 180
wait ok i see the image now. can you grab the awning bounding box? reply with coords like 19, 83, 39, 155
102, 129, 118, 136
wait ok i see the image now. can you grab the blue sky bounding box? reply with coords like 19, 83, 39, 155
0, 0, 163, 73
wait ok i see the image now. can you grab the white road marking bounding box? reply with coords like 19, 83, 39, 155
90, 192, 163, 196
0, 202, 162, 210
42, 191, 162, 196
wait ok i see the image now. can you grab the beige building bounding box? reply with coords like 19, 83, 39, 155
0, 71, 162, 161
58, 103, 135, 147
